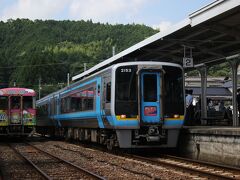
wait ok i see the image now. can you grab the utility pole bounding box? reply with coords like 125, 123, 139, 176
67, 73, 70, 86
112, 46, 116, 56
38, 77, 41, 100
84, 63, 87, 71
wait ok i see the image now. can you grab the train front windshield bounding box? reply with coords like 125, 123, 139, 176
115, 66, 138, 117
23, 96, 35, 109
0, 96, 8, 110
115, 65, 184, 118
163, 66, 184, 117
11, 96, 20, 109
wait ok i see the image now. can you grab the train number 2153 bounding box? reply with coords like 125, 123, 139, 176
121, 68, 132, 73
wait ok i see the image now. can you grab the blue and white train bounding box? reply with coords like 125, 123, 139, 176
36, 61, 185, 149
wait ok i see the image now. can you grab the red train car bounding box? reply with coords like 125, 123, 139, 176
0, 88, 36, 135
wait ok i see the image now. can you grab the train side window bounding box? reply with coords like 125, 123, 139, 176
37, 104, 48, 116
106, 82, 111, 103
61, 85, 96, 113
61, 98, 65, 113
81, 87, 94, 111
70, 94, 82, 112
33, 97, 36, 109
61, 97, 71, 113
50, 98, 55, 115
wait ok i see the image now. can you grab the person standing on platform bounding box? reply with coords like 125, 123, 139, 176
195, 98, 201, 125
185, 89, 194, 125
237, 89, 240, 120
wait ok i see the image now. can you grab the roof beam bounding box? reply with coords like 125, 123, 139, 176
148, 31, 239, 61
206, 23, 240, 40
136, 28, 210, 60
182, 42, 225, 58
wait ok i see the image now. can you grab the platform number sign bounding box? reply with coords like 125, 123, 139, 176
183, 57, 193, 68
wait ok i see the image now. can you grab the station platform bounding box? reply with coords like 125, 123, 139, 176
182, 126, 240, 135
178, 126, 240, 167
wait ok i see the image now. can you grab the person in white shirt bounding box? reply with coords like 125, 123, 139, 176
186, 90, 193, 108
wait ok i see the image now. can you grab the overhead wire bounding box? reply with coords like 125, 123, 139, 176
0, 62, 69, 69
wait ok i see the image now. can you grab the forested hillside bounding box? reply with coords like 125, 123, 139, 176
0, 19, 158, 95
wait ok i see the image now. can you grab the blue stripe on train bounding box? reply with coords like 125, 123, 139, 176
54, 77, 105, 128
52, 114, 183, 128
53, 113, 139, 128
54, 111, 97, 120
54, 111, 105, 129
60, 77, 100, 96
105, 116, 184, 127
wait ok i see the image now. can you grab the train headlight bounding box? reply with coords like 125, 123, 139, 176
173, 114, 180, 118
120, 114, 126, 119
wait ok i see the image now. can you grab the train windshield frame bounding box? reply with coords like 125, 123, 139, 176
163, 66, 184, 116
114, 64, 184, 117
0, 88, 36, 110
115, 65, 138, 117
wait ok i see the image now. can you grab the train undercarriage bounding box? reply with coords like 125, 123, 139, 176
0, 125, 35, 136
37, 125, 179, 150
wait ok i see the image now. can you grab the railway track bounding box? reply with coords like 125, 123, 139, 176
53, 141, 240, 179
123, 153, 240, 179
9, 142, 105, 180
28, 139, 194, 179
57, 141, 240, 179
0, 142, 45, 180
16, 137, 240, 179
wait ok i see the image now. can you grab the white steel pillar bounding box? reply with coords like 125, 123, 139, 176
227, 55, 240, 127
196, 64, 208, 122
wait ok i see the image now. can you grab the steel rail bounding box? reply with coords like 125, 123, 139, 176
163, 154, 240, 172
125, 154, 237, 180
54, 141, 239, 179
25, 142, 105, 180
8, 143, 52, 180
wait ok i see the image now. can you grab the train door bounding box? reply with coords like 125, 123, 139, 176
9, 96, 22, 125
101, 76, 111, 128
22, 96, 36, 126
140, 72, 161, 124
102, 76, 111, 112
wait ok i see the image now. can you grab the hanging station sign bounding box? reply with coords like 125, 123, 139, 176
183, 57, 193, 68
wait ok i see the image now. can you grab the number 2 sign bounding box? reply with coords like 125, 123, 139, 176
183, 57, 193, 68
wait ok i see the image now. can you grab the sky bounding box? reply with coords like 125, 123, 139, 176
0, 0, 214, 31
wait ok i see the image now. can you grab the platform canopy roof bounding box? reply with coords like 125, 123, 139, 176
190, 87, 232, 97
73, 0, 240, 81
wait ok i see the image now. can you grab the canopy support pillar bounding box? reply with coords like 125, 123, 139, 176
227, 55, 240, 127
196, 64, 208, 123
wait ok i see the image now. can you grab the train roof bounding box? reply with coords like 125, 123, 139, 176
37, 61, 183, 105
0, 87, 36, 96
72, 0, 240, 81
37, 65, 113, 105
